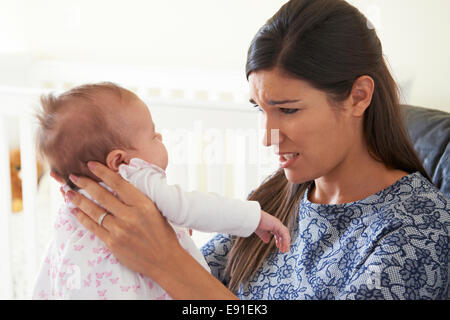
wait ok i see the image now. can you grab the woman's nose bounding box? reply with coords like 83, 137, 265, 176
155, 132, 163, 141
262, 128, 282, 147
260, 112, 283, 147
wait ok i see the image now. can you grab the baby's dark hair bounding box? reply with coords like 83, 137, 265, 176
35, 82, 139, 189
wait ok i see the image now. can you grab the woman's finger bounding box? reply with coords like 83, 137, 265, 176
75, 208, 111, 243
50, 169, 65, 185
67, 189, 116, 231
68, 174, 128, 219
86, 161, 149, 205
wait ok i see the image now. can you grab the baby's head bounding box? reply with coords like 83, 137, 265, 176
36, 82, 168, 190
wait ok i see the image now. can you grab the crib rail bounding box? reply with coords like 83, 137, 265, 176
0, 87, 44, 300
0, 116, 13, 299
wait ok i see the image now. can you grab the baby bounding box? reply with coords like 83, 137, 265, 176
32, 82, 290, 300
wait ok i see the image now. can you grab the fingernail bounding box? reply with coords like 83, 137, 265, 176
67, 190, 75, 201
87, 161, 97, 171
69, 174, 79, 183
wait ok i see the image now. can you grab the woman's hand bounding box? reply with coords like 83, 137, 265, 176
66, 161, 180, 278
63, 161, 236, 299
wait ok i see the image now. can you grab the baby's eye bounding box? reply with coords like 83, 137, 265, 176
280, 108, 299, 114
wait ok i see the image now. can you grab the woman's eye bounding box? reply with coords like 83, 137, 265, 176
252, 104, 263, 112
280, 108, 298, 114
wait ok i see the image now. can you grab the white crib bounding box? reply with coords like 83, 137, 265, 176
0, 61, 278, 299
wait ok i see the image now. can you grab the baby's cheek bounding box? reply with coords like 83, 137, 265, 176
161, 147, 169, 170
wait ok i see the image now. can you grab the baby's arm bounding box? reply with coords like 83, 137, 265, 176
119, 159, 290, 251
120, 160, 259, 236
164, 187, 290, 252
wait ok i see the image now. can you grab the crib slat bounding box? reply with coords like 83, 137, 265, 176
187, 164, 199, 192
0, 117, 14, 299
232, 136, 248, 200
207, 164, 225, 195
19, 115, 39, 298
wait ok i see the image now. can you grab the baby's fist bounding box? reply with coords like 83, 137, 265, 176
254, 210, 291, 253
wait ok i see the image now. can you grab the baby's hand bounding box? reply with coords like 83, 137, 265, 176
254, 210, 291, 253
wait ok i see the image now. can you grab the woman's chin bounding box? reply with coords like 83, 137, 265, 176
283, 168, 314, 184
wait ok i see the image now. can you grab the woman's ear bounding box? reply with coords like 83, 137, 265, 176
350, 75, 375, 117
106, 150, 129, 172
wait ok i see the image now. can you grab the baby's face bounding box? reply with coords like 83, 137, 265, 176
126, 99, 168, 170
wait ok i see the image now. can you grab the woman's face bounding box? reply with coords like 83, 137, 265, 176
249, 68, 360, 184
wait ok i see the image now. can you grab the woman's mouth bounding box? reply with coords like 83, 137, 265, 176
279, 152, 300, 168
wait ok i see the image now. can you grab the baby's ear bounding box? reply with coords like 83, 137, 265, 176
106, 150, 128, 172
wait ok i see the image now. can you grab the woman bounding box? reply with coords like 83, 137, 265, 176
64, 0, 448, 299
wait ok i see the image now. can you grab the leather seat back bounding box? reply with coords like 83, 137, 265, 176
402, 105, 450, 198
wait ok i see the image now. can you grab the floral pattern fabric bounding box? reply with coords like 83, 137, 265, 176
201, 172, 449, 300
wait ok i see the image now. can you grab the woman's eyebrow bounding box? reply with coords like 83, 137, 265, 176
249, 98, 301, 105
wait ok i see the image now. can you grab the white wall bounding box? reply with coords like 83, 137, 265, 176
0, 0, 449, 111
348, 0, 450, 111
6, 0, 284, 70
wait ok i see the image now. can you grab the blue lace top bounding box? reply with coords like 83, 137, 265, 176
201, 172, 449, 300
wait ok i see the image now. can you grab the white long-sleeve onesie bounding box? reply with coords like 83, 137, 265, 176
118, 158, 261, 237
32, 158, 260, 299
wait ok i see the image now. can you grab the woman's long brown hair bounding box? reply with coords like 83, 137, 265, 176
225, 0, 432, 293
